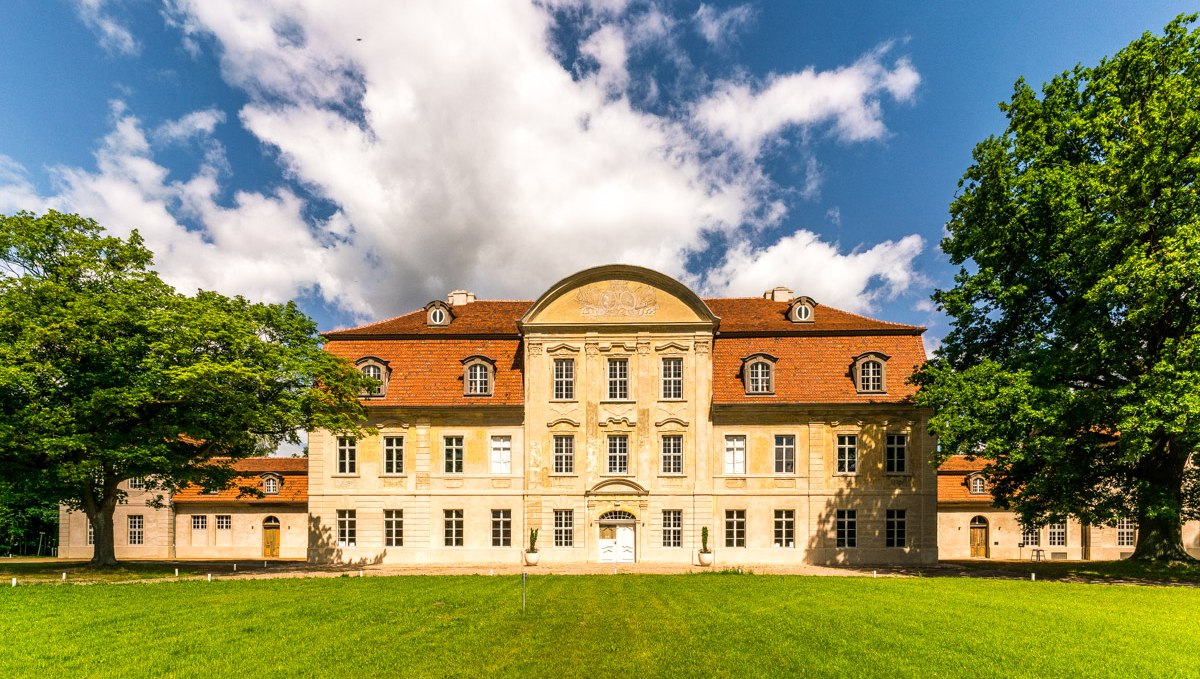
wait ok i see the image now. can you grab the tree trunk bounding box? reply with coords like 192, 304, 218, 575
86, 498, 119, 567
1130, 436, 1196, 563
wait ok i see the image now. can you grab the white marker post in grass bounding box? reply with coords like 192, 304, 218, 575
208, 573, 212, 582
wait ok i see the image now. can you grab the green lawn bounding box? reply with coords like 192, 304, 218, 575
2, 574, 1197, 678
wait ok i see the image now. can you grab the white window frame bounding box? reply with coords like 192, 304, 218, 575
444, 509, 464, 546
553, 435, 575, 474
553, 358, 575, 400
192, 515, 207, 531
661, 357, 683, 400
607, 435, 629, 475
337, 510, 356, 547
661, 435, 683, 475
491, 509, 512, 547
662, 510, 682, 548
384, 436, 404, 475
1117, 518, 1136, 548
361, 363, 384, 397
128, 515, 144, 546
774, 509, 795, 548
128, 477, 145, 490
1048, 523, 1067, 547
607, 358, 629, 400
264, 476, 279, 495
385, 509, 404, 547
774, 435, 795, 474
216, 515, 232, 531
724, 510, 746, 547
490, 436, 512, 475
724, 435, 747, 475
463, 357, 494, 397
1022, 525, 1040, 547
87, 521, 94, 545
444, 436, 464, 474
745, 359, 774, 394
835, 509, 857, 548
970, 476, 986, 494
886, 434, 908, 474
554, 509, 574, 547
836, 434, 858, 474
336, 437, 357, 475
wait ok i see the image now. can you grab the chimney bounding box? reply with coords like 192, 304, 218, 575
447, 290, 476, 306
763, 286, 793, 303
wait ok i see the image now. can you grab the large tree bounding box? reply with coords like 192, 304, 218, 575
915, 16, 1200, 563
0, 211, 371, 565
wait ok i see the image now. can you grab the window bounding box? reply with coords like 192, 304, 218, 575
745, 359, 774, 394
661, 357, 683, 399
553, 358, 574, 400
429, 307, 447, 324
553, 435, 575, 474
87, 522, 94, 545
970, 476, 986, 494
886, 434, 908, 474
264, 476, 279, 494
337, 437, 357, 475
384, 436, 404, 475
835, 509, 857, 548
464, 360, 492, 396
385, 509, 404, 547
216, 515, 231, 530
852, 353, 889, 393
192, 515, 207, 531
128, 515, 143, 546
836, 434, 858, 474
774, 435, 795, 474
1117, 518, 1137, 548
725, 510, 746, 547
554, 510, 574, 547
444, 436, 464, 474
490, 436, 512, 475
661, 435, 683, 474
789, 297, 816, 323
886, 509, 906, 548
724, 435, 746, 475
128, 477, 145, 490
491, 510, 511, 547
337, 510, 356, 547
1048, 523, 1067, 547
444, 509, 464, 546
361, 363, 384, 396
1022, 525, 1040, 547
774, 510, 795, 547
662, 510, 682, 547
607, 358, 629, 400
607, 435, 629, 474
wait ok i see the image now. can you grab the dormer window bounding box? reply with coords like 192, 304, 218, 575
263, 475, 280, 495
969, 476, 986, 495
788, 296, 817, 323
741, 353, 777, 395
425, 300, 454, 327
355, 357, 389, 397
852, 352, 889, 394
462, 356, 495, 396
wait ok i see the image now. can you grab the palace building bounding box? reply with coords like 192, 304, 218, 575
309, 264, 937, 566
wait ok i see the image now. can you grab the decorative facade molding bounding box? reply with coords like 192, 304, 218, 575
576, 281, 657, 317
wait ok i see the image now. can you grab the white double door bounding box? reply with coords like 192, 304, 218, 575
598, 524, 635, 563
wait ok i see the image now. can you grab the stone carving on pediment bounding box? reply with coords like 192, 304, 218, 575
576, 281, 657, 317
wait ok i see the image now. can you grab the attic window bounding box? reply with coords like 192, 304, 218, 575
852, 352, 890, 394
969, 476, 986, 495
462, 355, 495, 396
355, 357, 389, 397
425, 301, 453, 327
788, 296, 817, 323
741, 353, 777, 395
263, 475, 280, 495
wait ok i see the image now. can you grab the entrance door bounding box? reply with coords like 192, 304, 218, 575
969, 516, 989, 558
615, 525, 635, 563
263, 516, 280, 558
599, 525, 617, 563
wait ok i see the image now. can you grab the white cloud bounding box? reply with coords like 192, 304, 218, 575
693, 3, 754, 46
73, 0, 139, 56
704, 231, 926, 313
4, 1, 928, 322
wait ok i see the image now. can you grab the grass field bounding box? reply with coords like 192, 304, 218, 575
2, 573, 1199, 678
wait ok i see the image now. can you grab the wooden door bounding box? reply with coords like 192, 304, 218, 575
598, 525, 616, 563
616, 526, 635, 563
969, 526, 988, 558
263, 525, 280, 558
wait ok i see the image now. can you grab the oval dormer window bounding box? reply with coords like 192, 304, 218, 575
429, 307, 447, 324
793, 304, 811, 321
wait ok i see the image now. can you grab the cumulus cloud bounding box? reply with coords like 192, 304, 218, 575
693, 3, 754, 46
73, 0, 139, 56
2, 0, 928, 322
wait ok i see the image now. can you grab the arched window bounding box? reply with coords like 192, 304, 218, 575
264, 476, 279, 495
462, 356, 495, 396
599, 510, 637, 521
788, 296, 817, 323
970, 476, 986, 494
356, 357, 388, 398
852, 352, 889, 394
741, 353, 777, 395
362, 364, 382, 395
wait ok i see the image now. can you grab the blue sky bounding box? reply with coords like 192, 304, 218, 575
0, 1, 1189, 349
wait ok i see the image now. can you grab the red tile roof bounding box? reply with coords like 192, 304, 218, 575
174, 457, 308, 504
937, 456, 992, 504
324, 301, 530, 337
706, 298, 924, 335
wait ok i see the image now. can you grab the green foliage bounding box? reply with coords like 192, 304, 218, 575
3, 576, 1200, 676
700, 526, 710, 553
915, 16, 1200, 560
0, 211, 372, 564
527, 527, 538, 553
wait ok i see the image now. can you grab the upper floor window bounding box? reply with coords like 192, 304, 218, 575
836, 434, 857, 474
356, 357, 388, 397
661, 357, 683, 400
128, 477, 145, 490
490, 436, 512, 475
553, 435, 575, 474
724, 435, 746, 475
886, 434, 908, 474
774, 435, 795, 474
788, 296, 817, 323
607, 358, 629, 400
444, 436, 464, 474
384, 436, 404, 475
742, 354, 777, 395
969, 476, 986, 494
553, 358, 575, 400
337, 437, 357, 475
462, 356, 494, 396
425, 301, 453, 327
661, 435, 683, 475
607, 435, 629, 474
263, 476, 279, 495
852, 352, 889, 394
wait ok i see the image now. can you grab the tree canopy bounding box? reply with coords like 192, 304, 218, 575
915, 16, 1200, 562
0, 211, 371, 565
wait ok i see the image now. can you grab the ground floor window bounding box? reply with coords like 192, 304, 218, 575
87, 522, 94, 545
128, 515, 143, 546
216, 515, 231, 530
445, 509, 464, 546
773, 510, 794, 547
1022, 525, 1040, 547
725, 510, 746, 547
1048, 523, 1066, 547
337, 510, 356, 547
835, 509, 856, 548
662, 510, 682, 547
492, 509, 511, 547
554, 510, 573, 547
192, 515, 207, 531
885, 509, 906, 548
1117, 518, 1136, 548
385, 509, 403, 547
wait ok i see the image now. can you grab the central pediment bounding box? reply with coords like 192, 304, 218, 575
519, 264, 719, 330
585, 479, 650, 496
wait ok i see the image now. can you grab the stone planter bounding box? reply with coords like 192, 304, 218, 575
524, 551, 540, 566
697, 551, 714, 566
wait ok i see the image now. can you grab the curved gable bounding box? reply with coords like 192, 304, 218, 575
519, 264, 719, 329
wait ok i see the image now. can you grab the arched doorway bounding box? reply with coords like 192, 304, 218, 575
598, 510, 636, 564
969, 516, 989, 558
263, 516, 281, 558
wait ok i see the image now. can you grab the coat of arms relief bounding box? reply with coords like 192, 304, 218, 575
575, 281, 658, 317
